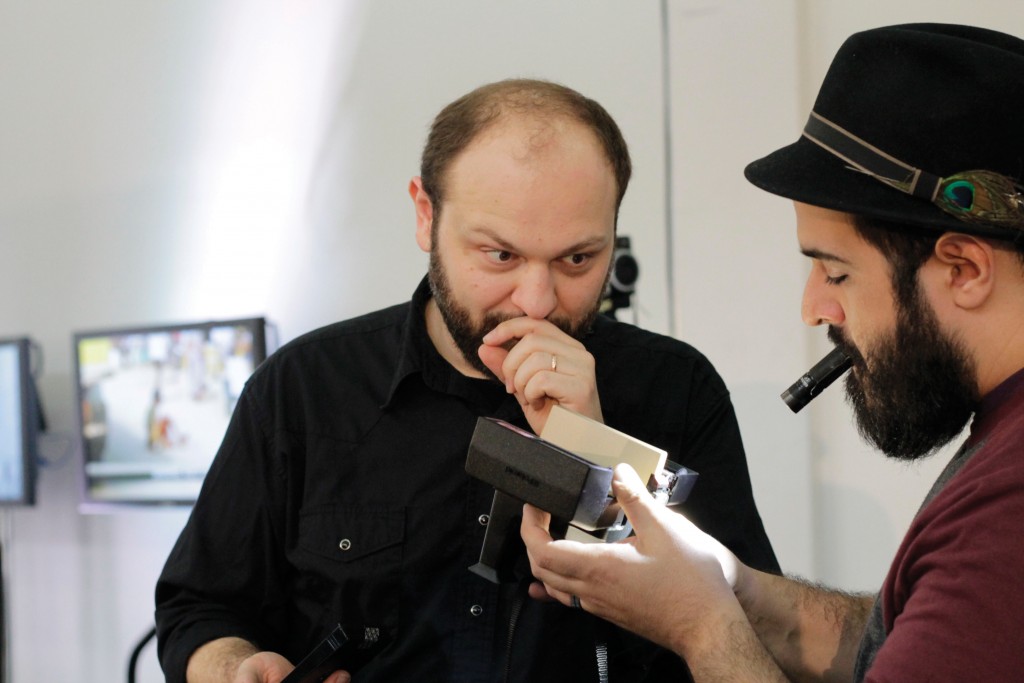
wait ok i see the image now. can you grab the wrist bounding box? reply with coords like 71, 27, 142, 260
671, 600, 751, 664
731, 562, 766, 616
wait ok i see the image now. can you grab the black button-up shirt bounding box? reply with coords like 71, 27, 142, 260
156, 278, 778, 682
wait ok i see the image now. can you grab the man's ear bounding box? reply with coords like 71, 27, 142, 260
932, 233, 995, 309
409, 177, 434, 254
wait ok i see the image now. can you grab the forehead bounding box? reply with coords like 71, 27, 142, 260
450, 114, 611, 181
795, 203, 878, 262
440, 115, 617, 240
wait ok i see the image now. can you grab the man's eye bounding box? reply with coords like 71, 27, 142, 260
485, 250, 514, 263
564, 253, 591, 266
825, 274, 848, 285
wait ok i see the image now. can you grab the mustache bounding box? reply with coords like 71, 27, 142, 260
827, 325, 864, 366
484, 312, 591, 348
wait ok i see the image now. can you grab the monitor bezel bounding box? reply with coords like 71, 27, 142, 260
71, 317, 269, 513
0, 337, 38, 506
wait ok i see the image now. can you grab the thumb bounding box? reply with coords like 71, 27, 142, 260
611, 463, 661, 532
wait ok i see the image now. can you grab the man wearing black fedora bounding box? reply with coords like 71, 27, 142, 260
520, 23, 1024, 682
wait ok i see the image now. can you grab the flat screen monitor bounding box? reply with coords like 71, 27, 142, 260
0, 338, 38, 506
73, 318, 270, 509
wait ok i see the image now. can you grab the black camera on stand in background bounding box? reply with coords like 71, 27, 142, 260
601, 235, 638, 319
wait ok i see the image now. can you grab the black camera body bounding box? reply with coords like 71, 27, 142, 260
602, 235, 639, 318
465, 417, 697, 583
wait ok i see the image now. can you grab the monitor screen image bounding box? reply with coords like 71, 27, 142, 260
0, 338, 38, 506
73, 318, 269, 508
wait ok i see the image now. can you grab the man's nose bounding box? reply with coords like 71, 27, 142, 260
802, 272, 844, 327
510, 266, 558, 319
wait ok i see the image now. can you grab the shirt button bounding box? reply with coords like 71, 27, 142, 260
478, 514, 489, 526
338, 539, 352, 551
470, 604, 483, 617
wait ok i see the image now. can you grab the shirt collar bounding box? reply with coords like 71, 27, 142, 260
968, 365, 1024, 443
382, 276, 434, 408
383, 276, 516, 419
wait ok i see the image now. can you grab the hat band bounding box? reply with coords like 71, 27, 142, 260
802, 111, 1024, 239
804, 112, 941, 200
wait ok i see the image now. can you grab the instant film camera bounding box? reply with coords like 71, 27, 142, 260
465, 408, 698, 584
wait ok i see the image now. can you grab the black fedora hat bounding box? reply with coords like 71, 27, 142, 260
745, 23, 1024, 242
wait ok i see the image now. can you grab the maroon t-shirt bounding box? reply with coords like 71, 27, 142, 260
862, 368, 1024, 681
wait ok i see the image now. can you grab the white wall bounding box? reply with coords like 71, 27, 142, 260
1, 2, 668, 681
2, 1, 1022, 681
666, 0, 816, 579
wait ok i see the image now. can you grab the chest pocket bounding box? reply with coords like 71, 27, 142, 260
293, 504, 405, 630
298, 504, 405, 567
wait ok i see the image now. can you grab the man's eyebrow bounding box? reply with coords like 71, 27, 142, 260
470, 226, 610, 256
555, 236, 609, 257
800, 247, 851, 265
470, 227, 516, 251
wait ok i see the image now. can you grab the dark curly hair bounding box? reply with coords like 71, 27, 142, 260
853, 214, 1024, 302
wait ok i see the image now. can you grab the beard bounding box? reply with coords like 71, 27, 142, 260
427, 247, 601, 379
828, 283, 979, 461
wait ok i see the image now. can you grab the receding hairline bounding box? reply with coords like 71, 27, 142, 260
420, 78, 632, 220
436, 81, 614, 163
453, 78, 600, 120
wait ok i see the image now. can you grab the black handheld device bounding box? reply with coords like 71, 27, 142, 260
280, 624, 389, 683
781, 347, 853, 413
465, 417, 698, 583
